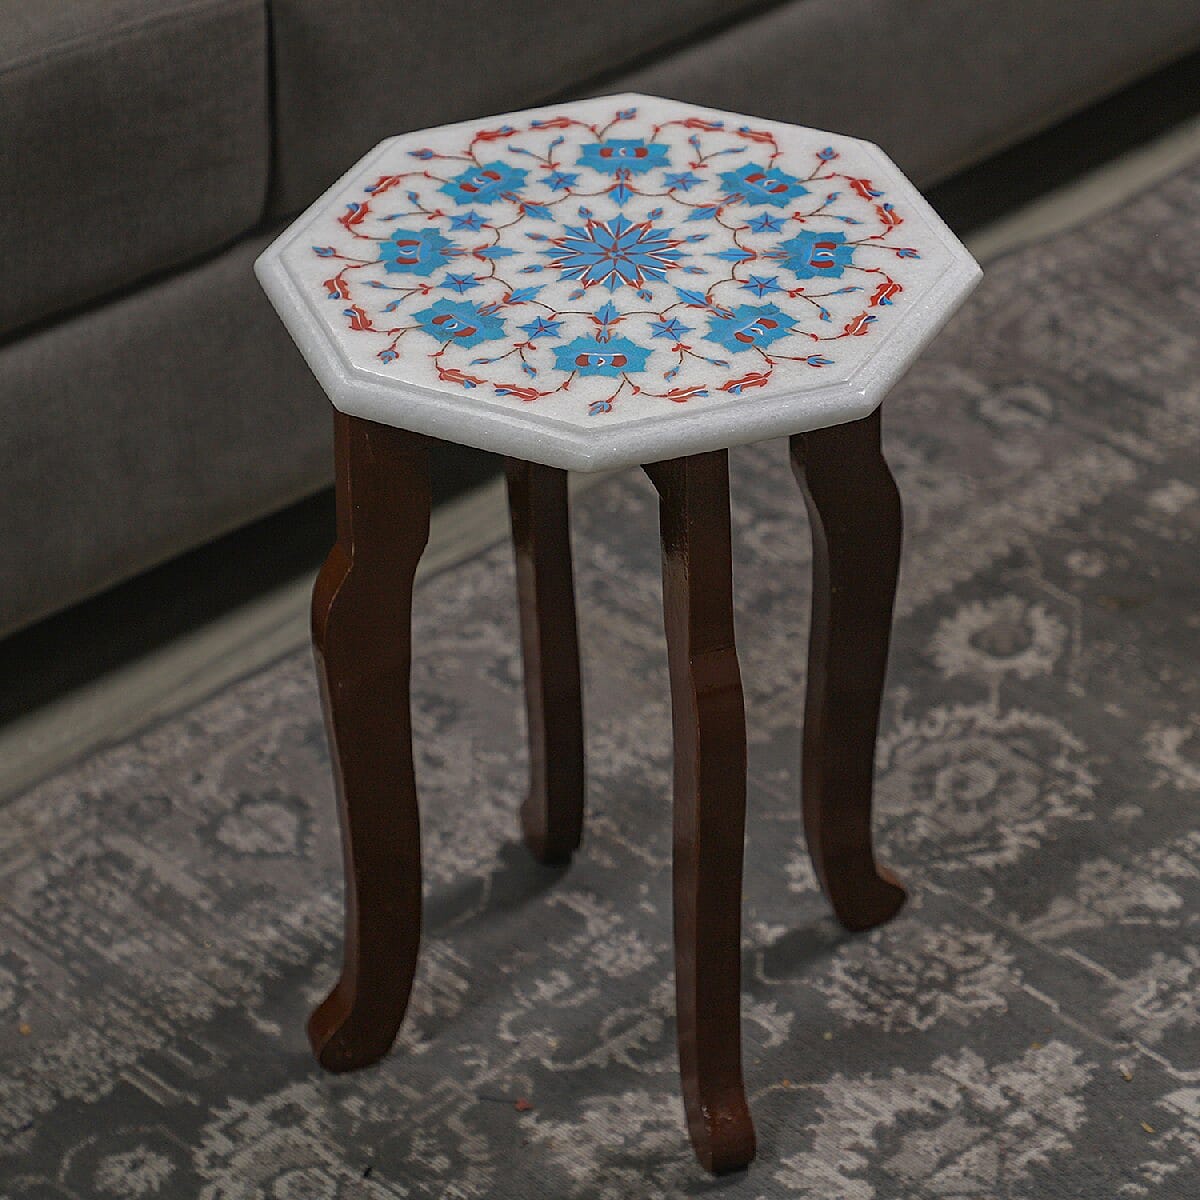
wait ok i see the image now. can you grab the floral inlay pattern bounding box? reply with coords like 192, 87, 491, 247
304, 104, 927, 418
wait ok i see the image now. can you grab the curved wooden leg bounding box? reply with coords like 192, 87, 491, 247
505, 459, 585, 865
790, 409, 907, 933
645, 451, 755, 1175
308, 411, 431, 1072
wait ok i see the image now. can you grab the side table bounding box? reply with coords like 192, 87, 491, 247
256, 93, 981, 1174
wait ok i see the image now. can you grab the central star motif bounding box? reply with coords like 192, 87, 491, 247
543, 215, 685, 292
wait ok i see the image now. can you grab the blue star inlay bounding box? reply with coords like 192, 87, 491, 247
520, 316, 564, 339
745, 212, 786, 233
449, 211, 488, 232
443, 273, 481, 293
741, 275, 785, 298
649, 317, 693, 340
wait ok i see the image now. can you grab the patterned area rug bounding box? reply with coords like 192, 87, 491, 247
3, 160, 1200, 1199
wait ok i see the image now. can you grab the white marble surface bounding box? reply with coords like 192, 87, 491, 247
257, 94, 980, 471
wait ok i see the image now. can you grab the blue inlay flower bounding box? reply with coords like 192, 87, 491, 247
449, 211, 488, 231
719, 163, 809, 208
520, 316, 563, 339
553, 335, 651, 377
378, 228, 460, 276
577, 139, 669, 176
544, 170, 579, 191
545, 215, 684, 292
774, 229, 856, 279
413, 299, 506, 348
664, 171, 704, 192
443, 273, 481, 293
439, 160, 528, 206
649, 317, 692, 340
592, 300, 621, 341
741, 274, 784, 298
745, 212, 786, 233
704, 303, 793, 354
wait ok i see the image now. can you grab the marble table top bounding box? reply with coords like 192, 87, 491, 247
256, 94, 980, 471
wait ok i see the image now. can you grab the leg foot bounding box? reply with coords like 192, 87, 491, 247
791, 410, 907, 933
506, 459, 585, 865
645, 452, 756, 1175
308, 411, 431, 1071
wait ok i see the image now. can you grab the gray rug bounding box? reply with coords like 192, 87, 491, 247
4, 159, 1200, 1199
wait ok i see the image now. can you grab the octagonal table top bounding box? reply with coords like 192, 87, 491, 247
256, 94, 980, 472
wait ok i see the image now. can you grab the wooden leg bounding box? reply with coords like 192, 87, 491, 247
790, 409, 907, 932
505, 459, 585, 865
308, 411, 431, 1072
644, 451, 755, 1175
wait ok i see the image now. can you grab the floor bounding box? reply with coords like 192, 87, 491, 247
2, 77, 1200, 806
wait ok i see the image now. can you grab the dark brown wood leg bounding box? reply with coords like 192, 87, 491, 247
790, 409, 907, 932
505, 459, 585, 865
644, 451, 755, 1175
308, 410, 431, 1072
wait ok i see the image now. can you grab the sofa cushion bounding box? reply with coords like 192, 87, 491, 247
0, 0, 269, 339
0, 230, 331, 638
265, 0, 765, 217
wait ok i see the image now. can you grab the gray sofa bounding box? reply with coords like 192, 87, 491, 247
4, 0, 1200, 638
